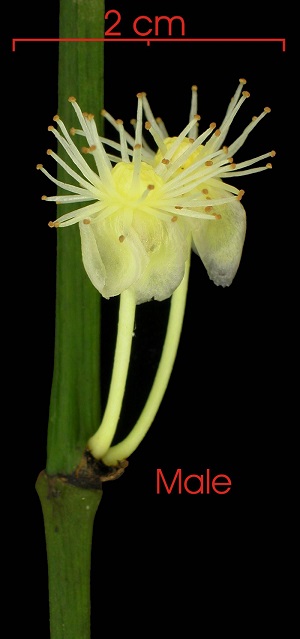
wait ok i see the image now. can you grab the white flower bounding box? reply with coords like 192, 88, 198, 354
37, 78, 274, 303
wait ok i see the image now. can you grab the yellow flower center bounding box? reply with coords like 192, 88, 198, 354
111, 161, 164, 208
154, 137, 204, 172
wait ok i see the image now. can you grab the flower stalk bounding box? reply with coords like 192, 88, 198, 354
101, 247, 191, 466
88, 287, 136, 459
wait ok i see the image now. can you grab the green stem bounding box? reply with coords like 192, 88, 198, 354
101, 252, 191, 466
37, 3, 106, 638
36, 471, 103, 639
46, 0, 105, 476
88, 288, 136, 459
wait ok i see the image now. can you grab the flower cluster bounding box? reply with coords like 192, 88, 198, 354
37, 78, 274, 304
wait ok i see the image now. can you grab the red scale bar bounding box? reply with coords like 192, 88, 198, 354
12, 37, 286, 52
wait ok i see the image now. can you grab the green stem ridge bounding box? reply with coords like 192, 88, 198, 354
46, 0, 105, 475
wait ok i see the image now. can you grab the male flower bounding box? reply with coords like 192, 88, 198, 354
37, 79, 274, 303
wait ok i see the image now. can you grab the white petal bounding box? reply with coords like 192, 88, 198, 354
80, 213, 148, 299
79, 222, 106, 293
192, 198, 246, 287
133, 219, 189, 304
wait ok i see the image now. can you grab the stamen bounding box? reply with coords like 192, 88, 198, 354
189, 85, 199, 138
145, 121, 167, 154
156, 116, 169, 139
82, 145, 97, 153
207, 81, 252, 152
116, 119, 130, 163
227, 107, 272, 157
131, 140, 142, 190
136, 184, 155, 203
141, 92, 170, 155
158, 115, 201, 166
48, 115, 109, 187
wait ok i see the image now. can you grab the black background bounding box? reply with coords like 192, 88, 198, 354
5, 2, 290, 637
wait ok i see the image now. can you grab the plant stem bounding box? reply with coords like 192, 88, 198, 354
37, 3, 106, 638
36, 471, 103, 639
46, 0, 105, 475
